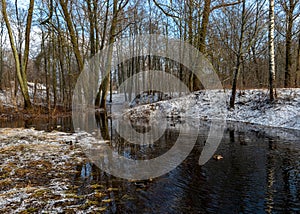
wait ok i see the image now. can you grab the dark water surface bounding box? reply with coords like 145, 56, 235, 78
1, 116, 299, 213
0, 116, 73, 132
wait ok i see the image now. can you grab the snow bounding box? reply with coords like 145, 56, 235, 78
121, 88, 300, 131
0, 82, 50, 107
0, 126, 202, 212
1, 82, 299, 131
0, 128, 112, 213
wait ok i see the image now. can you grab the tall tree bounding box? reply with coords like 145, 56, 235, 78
98, 0, 118, 109
199, 0, 211, 53
1, 0, 34, 109
0, 15, 4, 91
280, 0, 299, 87
269, 0, 276, 101
295, 33, 300, 87
59, 0, 84, 72
95, 0, 130, 109
230, 0, 246, 109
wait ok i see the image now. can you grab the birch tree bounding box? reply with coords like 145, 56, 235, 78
269, 0, 276, 100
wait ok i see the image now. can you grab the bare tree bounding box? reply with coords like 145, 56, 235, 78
0, 14, 4, 91
1, 0, 34, 109
269, 0, 276, 101
230, 0, 246, 109
280, 0, 300, 87
295, 33, 300, 87
59, 0, 84, 72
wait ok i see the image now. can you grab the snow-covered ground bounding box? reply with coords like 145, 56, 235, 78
0, 81, 50, 108
122, 88, 300, 131
0, 128, 112, 213
1, 83, 299, 131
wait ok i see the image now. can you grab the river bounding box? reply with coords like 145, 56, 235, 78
0, 115, 299, 213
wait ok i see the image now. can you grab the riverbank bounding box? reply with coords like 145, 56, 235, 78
0, 128, 117, 213
125, 88, 300, 131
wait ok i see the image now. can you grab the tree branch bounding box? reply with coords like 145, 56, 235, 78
152, 0, 180, 19
211, 0, 242, 12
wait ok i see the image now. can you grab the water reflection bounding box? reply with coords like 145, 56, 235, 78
72, 114, 299, 213
0, 116, 74, 132
1, 113, 299, 213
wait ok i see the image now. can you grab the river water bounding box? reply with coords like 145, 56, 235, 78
1, 115, 299, 213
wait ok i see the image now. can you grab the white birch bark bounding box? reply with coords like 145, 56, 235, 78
269, 0, 276, 101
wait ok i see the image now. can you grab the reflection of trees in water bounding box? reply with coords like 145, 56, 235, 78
68, 124, 299, 213
95, 112, 110, 141
266, 138, 276, 213
265, 138, 299, 213
0, 116, 73, 132
110, 124, 178, 161
94, 112, 179, 161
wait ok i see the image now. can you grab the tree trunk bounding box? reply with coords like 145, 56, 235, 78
1, 0, 33, 109
199, 0, 211, 54
98, 0, 118, 109
284, 10, 293, 88
94, 0, 110, 106
230, 0, 246, 109
269, 0, 276, 101
187, 0, 194, 91
87, 0, 96, 57
295, 27, 300, 87
59, 0, 84, 72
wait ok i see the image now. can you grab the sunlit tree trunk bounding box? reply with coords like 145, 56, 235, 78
95, 0, 110, 107
199, 0, 211, 54
99, 0, 118, 109
59, 0, 84, 72
1, 0, 33, 109
51, 31, 57, 108
269, 0, 276, 101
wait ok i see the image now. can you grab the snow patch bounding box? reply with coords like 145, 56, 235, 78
125, 88, 300, 131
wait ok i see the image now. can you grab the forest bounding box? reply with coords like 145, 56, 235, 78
0, 0, 298, 112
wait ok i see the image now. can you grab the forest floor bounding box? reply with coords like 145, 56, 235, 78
0, 128, 120, 213
0, 83, 71, 121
